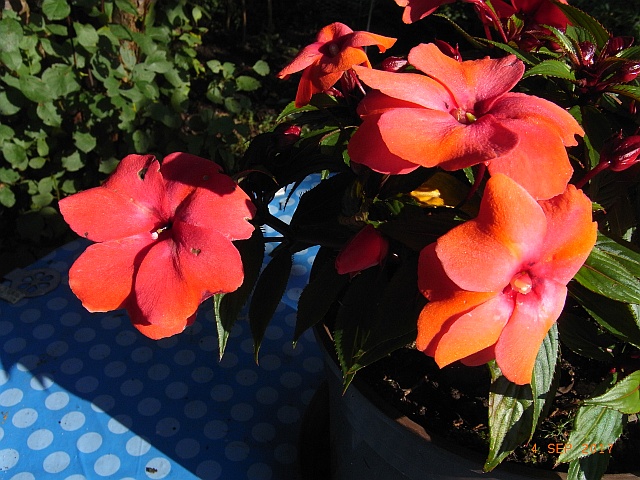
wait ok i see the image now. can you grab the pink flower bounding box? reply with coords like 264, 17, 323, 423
336, 225, 389, 276
59, 153, 256, 339
348, 42, 584, 199
277, 22, 396, 107
416, 174, 596, 384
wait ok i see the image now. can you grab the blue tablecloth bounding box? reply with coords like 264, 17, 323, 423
0, 178, 324, 479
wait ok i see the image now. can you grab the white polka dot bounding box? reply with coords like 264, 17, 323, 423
45, 391, 69, 410
43, 451, 70, 473
77, 432, 103, 453
104, 361, 127, 378
131, 347, 153, 363
60, 358, 84, 375
147, 364, 170, 381
291, 264, 308, 276
0, 448, 19, 470
0, 388, 23, 407
184, 400, 207, 419
75, 376, 99, 393
27, 429, 54, 450
107, 415, 132, 434
91, 395, 115, 413
47, 297, 68, 311
9, 472, 34, 480
4, 337, 26, 354
280, 371, 302, 389
60, 312, 81, 327
174, 349, 195, 366
156, 336, 178, 349
277, 405, 300, 424
251, 423, 275, 443
219, 352, 238, 369
12, 408, 38, 428
74, 327, 96, 343
121, 379, 144, 397
115, 330, 137, 347
126, 436, 151, 456
101, 315, 122, 330
64, 475, 85, 480
155, 417, 180, 437
20, 308, 40, 323
247, 462, 272, 480
236, 369, 258, 386
89, 344, 111, 361
175, 438, 200, 459
191, 366, 214, 383
30, 374, 54, 391
145, 457, 171, 478
225, 441, 249, 462
0, 320, 13, 336
256, 386, 278, 405
60, 411, 85, 431
230, 403, 254, 422
286, 287, 302, 302
0, 369, 8, 386
33, 323, 55, 340
274, 443, 297, 464
138, 397, 162, 416
0, 427, 3, 441
259, 354, 281, 371
165, 382, 188, 400
210, 384, 233, 402
46, 340, 69, 358
203, 420, 228, 440
94, 454, 120, 476
195, 460, 222, 480
303, 356, 324, 373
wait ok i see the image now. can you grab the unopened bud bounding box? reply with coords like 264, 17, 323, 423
433, 40, 462, 62
335, 225, 389, 276
602, 134, 640, 172
578, 41, 596, 66
380, 56, 408, 72
603, 36, 635, 58
274, 124, 301, 149
608, 61, 640, 84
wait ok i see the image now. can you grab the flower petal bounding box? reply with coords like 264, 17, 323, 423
133, 313, 197, 340
346, 31, 397, 51
68, 233, 155, 312
435, 174, 547, 292
277, 42, 323, 78
408, 43, 524, 110
395, 0, 454, 23
494, 279, 567, 384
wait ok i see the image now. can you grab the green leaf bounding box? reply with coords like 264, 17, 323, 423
558, 313, 615, 361
0, 184, 16, 208
605, 85, 640, 103
3, 142, 28, 170
248, 251, 293, 361
42, 0, 71, 21
252, 60, 270, 76
41, 64, 81, 99
584, 371, 640, 414
574, 245, 640, 304
0, 168, 20, 184
73, 22, 99, 48
523, 59, 576, 80
36, 102, 62, 127
73, 131, 97, 153
557, 404, 623, 464
29, 157, 46, 169
0, 17, 23, 53
235, 75, 261, 92
214, 229, 264, 359
552, 2, 610, 48
62, 151, 84, 172
0, 90, 22, 116
567, 453, 610, 480
115, 0, 140, 16
19, 75, 54, 103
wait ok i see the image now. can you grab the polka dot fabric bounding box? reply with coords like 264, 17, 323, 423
0, 177, 324, 479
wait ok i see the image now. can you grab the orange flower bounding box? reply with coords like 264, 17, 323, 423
348, 43, 584, 199
416, 174, 596, 384
277, 22, 396, 107
394, 0, 454, 23
59, 153, 256, 339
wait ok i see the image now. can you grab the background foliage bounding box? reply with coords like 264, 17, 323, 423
0, 0, 638, 277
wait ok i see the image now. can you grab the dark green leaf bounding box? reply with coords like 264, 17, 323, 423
115, 0, 140, 16
567, 453, 610, 480
605, 85, 640, 103
552, 2, 610, 48
42, 0, 71, 21
19, 76, 54, 103
248, 251, 293, 361
0, 17, 23, 53
41, 65, 81, 99
585, 371, 640, 414
0, 185, 16, 208
595, 233, 640, 278
73, 131, 97, 153
73, 22, 99, 48
36, 102, 62, 127
3, 143, 28, 170
558, 313, 615, 361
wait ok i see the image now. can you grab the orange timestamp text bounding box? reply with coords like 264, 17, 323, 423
530, 443, 614, 454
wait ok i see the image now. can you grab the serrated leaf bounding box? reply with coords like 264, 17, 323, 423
215, 229, 264, 359
248, 251, 293, 361
595, 233, 640, 278
585, 371, 640, 414
557, 404, 623, 464
558, 313, 615, 361
605, 85, 640, 103
523, 59, 575, 80
553, 2, 610, 48
42, 0, 71, 21
567, 453, 610, 480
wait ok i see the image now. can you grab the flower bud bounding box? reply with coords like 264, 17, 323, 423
603, 36, 635, 58
578, 41, 596, 67
602, 134, 640, 172
608, 61, 640, 85
335, 225, 389, 276
380, 56, 409, 72
274, 124, 301, 149
433, 40, 462, 61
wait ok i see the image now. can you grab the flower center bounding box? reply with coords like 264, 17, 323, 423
509, 271, 533, 295
327, 42, 340, 57
451, 108, 477, 124
151, 221, 172, 240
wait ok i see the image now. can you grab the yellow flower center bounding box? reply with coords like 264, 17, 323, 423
510, 271, 533, 295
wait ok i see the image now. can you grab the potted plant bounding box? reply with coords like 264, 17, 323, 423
57, 1, 640, 478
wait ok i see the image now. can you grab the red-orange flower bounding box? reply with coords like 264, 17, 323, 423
59, 153, 256, 340
277, 22, 396, 107
348, 42, 584, 199
336, 225, 389, 276
416, 174, 596, 384
394, 0, 454, 23
499, 0, 569, 30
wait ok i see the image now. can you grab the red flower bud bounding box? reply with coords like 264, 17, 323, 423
380, 56, 409, 72
603, 36, 635, 58
602, 134, 640, 172
433, 40, 462, 62
274, 124, 301, 149
335, 225, 389, 276
608, 61, 640, 84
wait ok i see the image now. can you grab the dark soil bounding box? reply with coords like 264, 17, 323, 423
358, 345, 640, 474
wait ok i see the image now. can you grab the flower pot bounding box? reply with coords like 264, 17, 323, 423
306, 324, 639, 480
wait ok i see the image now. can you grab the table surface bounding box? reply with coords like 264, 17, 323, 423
0, 177, 324, 480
